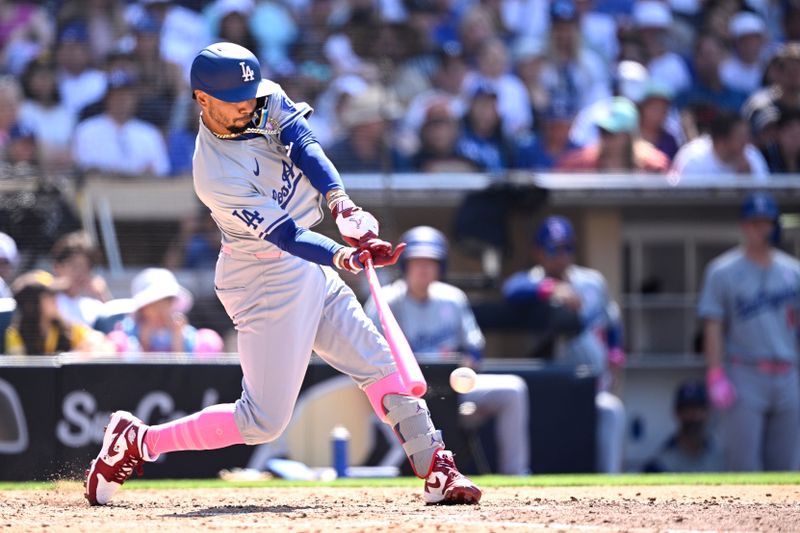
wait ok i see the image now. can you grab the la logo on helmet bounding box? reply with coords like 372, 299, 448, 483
239, 61, 255, 82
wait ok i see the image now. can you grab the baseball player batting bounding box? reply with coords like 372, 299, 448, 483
84, 43, 481, 506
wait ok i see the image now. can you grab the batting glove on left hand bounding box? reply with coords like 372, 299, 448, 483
358, 241, 406, 268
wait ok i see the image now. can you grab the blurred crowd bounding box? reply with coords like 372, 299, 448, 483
0, 229, 224, 357
0, 0, 798, 179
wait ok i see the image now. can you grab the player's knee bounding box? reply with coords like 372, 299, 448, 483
234, 396, 292, 444
495, 375, 529, 406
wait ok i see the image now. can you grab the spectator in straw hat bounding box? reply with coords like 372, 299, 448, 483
107, 268, 222, 355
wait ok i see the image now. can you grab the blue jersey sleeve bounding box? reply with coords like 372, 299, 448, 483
266, 217, 343, 266
280, 116, 344, 196
503, 272, 541, 302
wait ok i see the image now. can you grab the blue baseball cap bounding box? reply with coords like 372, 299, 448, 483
674, 381, 708, 409
59, 22, 89, 44
550, 0, 578, 22
740, 192, 778, 221
535, 216, 575, 254
190, 42, 271, 102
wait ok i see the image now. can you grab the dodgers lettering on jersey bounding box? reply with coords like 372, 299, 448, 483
504, 264, 619, 375
363, 279, 485, 359
698, 248, 800, 363
192, 81, 322, 254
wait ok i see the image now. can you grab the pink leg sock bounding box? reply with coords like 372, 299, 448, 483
143, 403, 245, 456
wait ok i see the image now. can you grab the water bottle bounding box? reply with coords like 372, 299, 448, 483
330, 425, 350, 478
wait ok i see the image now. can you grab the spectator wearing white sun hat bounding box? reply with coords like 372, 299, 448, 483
721, 12, 770, 94
107, 268, 223, 356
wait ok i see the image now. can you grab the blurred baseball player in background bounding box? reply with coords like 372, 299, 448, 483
364, 226, 530, 475
503, 216, 626, 473
85, 43, 481, 506
698, 192, 800, 471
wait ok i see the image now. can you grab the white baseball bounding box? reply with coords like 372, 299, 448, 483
449, 367, 477, 394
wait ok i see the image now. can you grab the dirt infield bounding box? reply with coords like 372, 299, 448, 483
1, 483, 798, 532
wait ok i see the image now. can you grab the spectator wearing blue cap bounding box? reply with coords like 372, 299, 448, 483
538, 0, 611, 121
503, 215, 626, 473
55, 22, 108, 115
56, 0, 128, 64
130, 14, 185, 130
643, 381, 724, 473
455, 84, 512, 172
4, 123, 39, 174
126, 0, 211, 80
72, 70, 170, 177
670, 112, 769, 180
512, 95, 578, 170
698, 192, 800, 471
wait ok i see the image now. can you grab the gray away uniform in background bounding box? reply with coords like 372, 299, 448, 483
698, 247, 800, 471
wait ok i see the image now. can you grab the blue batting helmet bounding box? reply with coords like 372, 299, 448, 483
740, 192, 781, 245
535, 216, 576, 254
190, 42, 271, 102
399, 226, 448, 274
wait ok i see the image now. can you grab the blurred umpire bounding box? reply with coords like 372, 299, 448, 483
698, 192, 800, 471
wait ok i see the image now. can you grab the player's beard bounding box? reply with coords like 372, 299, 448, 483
226, 119, 252, 135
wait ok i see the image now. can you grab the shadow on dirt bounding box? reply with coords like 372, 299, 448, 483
166, 504, 318, 517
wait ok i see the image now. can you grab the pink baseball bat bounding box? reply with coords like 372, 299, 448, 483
363, 256, 428, 398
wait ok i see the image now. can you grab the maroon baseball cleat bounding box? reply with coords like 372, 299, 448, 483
423, 450, 482, 505
84, 411, 157, 506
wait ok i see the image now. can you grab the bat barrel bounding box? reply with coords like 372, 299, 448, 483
363, 255, 428, 399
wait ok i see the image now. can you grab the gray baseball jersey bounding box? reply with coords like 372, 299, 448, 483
363, 279, 485, 358
698, 247, 800, 363
192, 82, 397, 444
504, 264, 620, 375
193, 80, 323, 255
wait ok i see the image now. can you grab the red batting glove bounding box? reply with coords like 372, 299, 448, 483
706, 367, 736, 410
358, 242, 406, 268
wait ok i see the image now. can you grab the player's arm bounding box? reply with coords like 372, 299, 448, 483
601, 281, 625, 369
698, 266, 736, 408
703, 319, 725, 370
279, 115, 395, 254
266, 218, 365, 273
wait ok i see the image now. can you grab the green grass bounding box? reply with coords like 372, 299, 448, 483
1, 472, 798, 491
